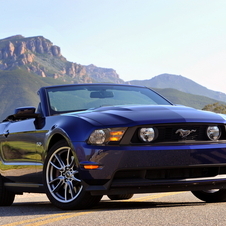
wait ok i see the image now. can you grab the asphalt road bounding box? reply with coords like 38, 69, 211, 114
1, 191, 226, 226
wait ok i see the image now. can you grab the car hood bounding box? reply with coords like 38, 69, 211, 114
69, 105, 226, 127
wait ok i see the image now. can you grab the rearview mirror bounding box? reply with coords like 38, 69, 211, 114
90, 91, 114, 98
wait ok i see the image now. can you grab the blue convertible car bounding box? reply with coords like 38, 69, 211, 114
1, 83, 226, 209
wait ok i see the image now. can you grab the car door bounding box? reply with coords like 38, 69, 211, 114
0, 118, 39, 183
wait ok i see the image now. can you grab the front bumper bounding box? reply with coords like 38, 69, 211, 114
73, 142, 226, 195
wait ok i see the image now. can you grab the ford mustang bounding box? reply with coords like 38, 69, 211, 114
1, 83, 226, 210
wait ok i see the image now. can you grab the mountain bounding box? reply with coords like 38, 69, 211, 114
129, 74, 226, 103
0, 35, 124, 84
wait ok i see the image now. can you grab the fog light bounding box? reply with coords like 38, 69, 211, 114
207, 126, 221, 141
139, 127, 155, 142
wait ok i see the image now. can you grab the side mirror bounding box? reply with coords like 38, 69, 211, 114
14, 106, 36, 114
14, 106, 40, 120
3, 106, 42, 122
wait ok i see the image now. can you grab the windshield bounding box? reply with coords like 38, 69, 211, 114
46, 84, 172, 115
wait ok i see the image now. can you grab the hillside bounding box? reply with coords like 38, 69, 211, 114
152, 88, 226, 109
129, 74, 226, 102
0, 69, 66, 120
0, 69, 224, 121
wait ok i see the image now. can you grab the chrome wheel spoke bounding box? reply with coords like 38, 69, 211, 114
49, 176, 63, 185
68, 156, 75, 168
66, 148, 72, 166
54, 153, 66, 170
65, 181, 76, 201
50, 160, 62, 170
64, 183, 69, 201
51, 178, 65, 193
72, 174, 81, 183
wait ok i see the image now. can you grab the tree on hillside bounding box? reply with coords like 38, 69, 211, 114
202, 102, 226, 114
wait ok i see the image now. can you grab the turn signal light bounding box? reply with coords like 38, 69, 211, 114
109, 131, 124, 141
83, 165, 100, 170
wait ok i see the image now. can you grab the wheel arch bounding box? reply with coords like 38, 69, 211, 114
45, 124, 75, 151
47, 134, 66, 152
46, 133, 79, 161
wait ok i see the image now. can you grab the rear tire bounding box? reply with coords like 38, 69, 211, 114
0, 175, 15, 206
107, 194, 134, 200
43, 140, 102, 210
191, 189, 226, 203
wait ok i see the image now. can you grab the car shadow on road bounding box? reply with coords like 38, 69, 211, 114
95, 199, 206, 210
0, 199, 206, 217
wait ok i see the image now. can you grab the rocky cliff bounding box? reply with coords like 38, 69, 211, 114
0, 35, 123, 84
85, 64, 124, 83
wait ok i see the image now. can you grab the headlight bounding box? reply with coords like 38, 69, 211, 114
88, 129, 106, 144
88, 127, 127, 145
207, 126, 221, 141
139, 127, 156, 142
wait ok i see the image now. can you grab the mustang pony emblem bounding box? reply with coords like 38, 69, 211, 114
176, 129, 196, 138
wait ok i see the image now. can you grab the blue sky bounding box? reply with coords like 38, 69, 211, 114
1, 0, 226, 93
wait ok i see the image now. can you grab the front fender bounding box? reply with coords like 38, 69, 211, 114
43, 116, 99, 159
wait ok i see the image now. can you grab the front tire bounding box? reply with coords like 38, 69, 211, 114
0, 175, 15, 206
43, 140, 102, 210
191, 189, 226, 203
